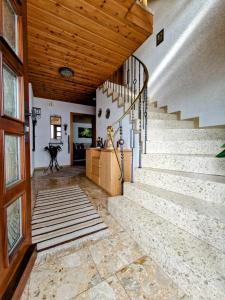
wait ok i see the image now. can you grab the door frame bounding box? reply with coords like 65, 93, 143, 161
0, 0, 36, 298
70, 112, 96, 166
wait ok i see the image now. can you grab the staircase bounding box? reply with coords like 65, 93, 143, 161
108, 103, 225, 299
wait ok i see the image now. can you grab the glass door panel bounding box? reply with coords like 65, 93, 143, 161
7, 197, 22, 255
3, 64, 20, 119
5, 135, 21, 186
3, 0, 18, 53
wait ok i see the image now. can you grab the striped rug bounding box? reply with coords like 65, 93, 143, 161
32, 185, 108, 252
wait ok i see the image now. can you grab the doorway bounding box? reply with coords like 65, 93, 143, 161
70, 113, 96, 167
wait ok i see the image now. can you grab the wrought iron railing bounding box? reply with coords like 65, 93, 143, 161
102, 55, 149, 193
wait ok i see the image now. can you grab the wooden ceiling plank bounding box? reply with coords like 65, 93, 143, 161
28, 0, 138, 51
29, 77, 96, 95
28, 56, 108, 82
27, 15, 126, 62
29, 49, 111, 78
29, 70, 97, 90
28, 48, 112, 76
28, 72, 99, 90
27, 5, 129, 58
28, 27, 122, 67
33, 91, 92, 104
83, 0, 150, 35
54, 0, 147, 41
33, 86, 90, 98
29, 65, 101, 87
28, 36, 117, 71
33, 88, 92, 100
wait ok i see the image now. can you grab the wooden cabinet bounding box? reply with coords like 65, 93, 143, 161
86, 148, 131, 196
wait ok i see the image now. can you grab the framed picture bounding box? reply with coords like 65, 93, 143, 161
78, 127, 92, 138
156, 29, 164, 46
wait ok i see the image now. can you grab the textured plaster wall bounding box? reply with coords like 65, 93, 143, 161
96, 88, 139, 167
33, 97, 95, 168
29, 83, 34, 176
135, 0, 225, 127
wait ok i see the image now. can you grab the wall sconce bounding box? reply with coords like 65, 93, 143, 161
63, 123, 68, 135
26, 107, 41, 152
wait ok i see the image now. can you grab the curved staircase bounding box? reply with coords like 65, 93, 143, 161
107, 102, 225, 299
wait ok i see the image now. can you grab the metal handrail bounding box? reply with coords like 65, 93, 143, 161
105, 55, 149, 190
112, 55, 149, 127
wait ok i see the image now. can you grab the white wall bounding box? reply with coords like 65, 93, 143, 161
135, 0, 225, 127
96, 88, 139, 167
74, 122, 92, 144
29, 83, 34, 176
33, 97, 95, 169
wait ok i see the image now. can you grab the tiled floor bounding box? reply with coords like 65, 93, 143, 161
22, 167, 189, 300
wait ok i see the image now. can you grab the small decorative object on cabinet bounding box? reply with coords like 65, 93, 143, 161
105, 126, 114, 149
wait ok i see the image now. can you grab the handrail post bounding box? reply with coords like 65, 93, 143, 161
138, 96, 142, 168
102, 55, 149, 192
144, 86, 148, 154
119, 121, 124, 194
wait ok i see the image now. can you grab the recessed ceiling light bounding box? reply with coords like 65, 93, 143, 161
59, 67, 74, 78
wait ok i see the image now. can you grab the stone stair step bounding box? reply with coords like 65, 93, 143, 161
118, 96, 124, 107
148, 106, 165, 113
147, 128, 225, 141
146, 140, 224, 155
124, 182, 225, 252
148, 111, 177, 120
108, 196, 225, 300
142, 153, 225, 176
135, 167, 225, 205
149, 119, 195, 129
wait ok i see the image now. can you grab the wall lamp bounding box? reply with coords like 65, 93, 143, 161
26, 107, 41, 152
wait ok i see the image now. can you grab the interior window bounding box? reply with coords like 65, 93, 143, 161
50, 115, 62, 140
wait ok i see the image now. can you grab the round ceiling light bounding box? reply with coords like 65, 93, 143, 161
59, 67, 74, 78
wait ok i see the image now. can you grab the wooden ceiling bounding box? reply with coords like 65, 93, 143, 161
27, 0, 153, 105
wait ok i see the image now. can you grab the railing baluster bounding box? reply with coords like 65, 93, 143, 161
102, 55, 149, 193
119, 120, 124, 194
144, 85, 148, 154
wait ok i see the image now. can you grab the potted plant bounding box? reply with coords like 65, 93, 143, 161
216, 144, 225, 158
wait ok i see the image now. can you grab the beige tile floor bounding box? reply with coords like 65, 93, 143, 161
22, 167, 189, 300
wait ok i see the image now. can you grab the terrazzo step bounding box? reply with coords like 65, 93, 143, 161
148, 111, 177, 120
118, 96, 124, 107
108, 196, 225, 300
147, 128, 225, 141
124, 182, 225, 252
135, 167, 225, 205
142, 153, 225, 176
148, 106, 165, 113
148, 119, 194, 129
146, 140, 224, 155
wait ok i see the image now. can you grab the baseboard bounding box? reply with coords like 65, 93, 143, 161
2, 245, 37, 300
